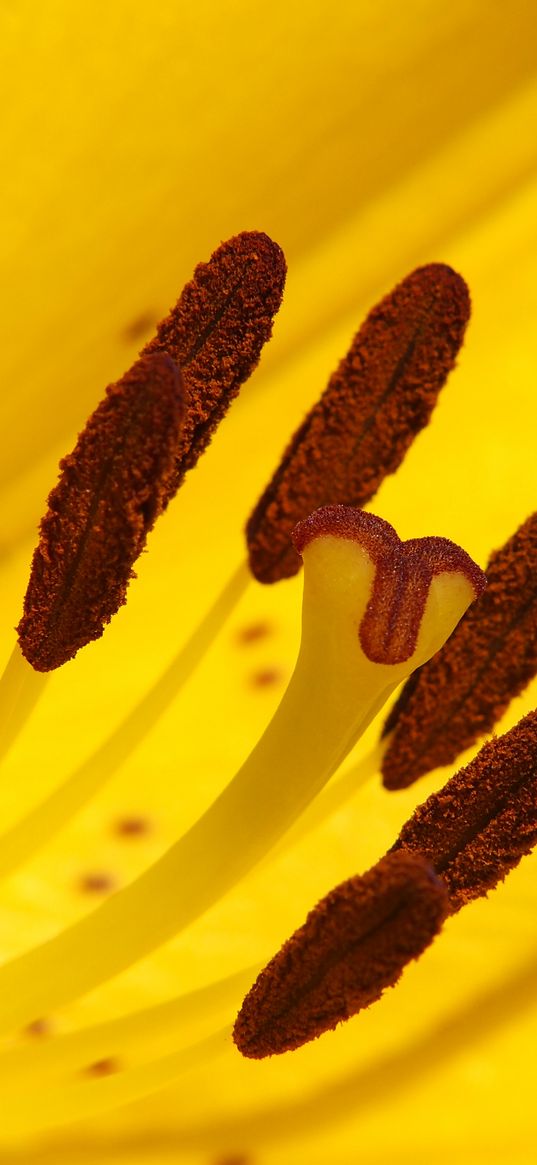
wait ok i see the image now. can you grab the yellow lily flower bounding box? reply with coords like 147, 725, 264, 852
1, 2, 537, 1163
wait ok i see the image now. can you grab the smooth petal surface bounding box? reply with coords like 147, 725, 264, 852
1, 2, 537, 1163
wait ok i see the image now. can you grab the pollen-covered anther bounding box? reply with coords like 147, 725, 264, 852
16, 231, 286, 675
392, 709, 537, 912
382, 511, 537, 789
246, 262, 470, 584
143, 230, 286, 496
233, 850, 449, 1058
17, 353, 184, 671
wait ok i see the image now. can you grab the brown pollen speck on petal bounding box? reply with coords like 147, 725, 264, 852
24, 1017, 52, 1038
246, 262, 470, 584
84, 1057, 121, 1077
382, 511, 537, 789
143, 230, 286, 498
17, 353, 184, 672
236, 621, 273, 645
114, 816, 152, 839
212, 1156, 251, 1165
392, 709, 537, 912
121, 311, 158, 342
233, 850, 448, 1058
249, 666, 284, 689
78, 871, 116, 895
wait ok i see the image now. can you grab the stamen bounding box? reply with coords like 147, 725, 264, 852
382, 511, 537, 789
16, 231, 285, 675
241, 705, 537, 1059
392, 709, 537, 911
143, 230, 286, 493
233, 852, 448, 1058
0, 508, 480, 1031
246, 263, 470, 584
17, 353, 184, 671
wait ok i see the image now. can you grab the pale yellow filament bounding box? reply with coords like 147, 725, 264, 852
0, 560, 249, 880
0, 965, 257, 1090
0, 1027, 232, 1136
270, 739, 385, 858
0, 644, 48, 766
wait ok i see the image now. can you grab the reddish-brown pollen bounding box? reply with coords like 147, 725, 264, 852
292, 506, 486, 665
382, 511, 537, 789
17, 354, 184, 671
233, 851, 448, 1058
143, 230, 286, 498
392, 710, 537, 912
246, 263, 470, 584
17, 232, 286, 672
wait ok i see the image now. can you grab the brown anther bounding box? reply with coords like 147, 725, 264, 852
382, 512, 537, 789
143, 230, 286, 497
233, 851, 448, 1058
392, 710, 537, 912
17, 353, 184, 671
293, 506, 486, 665
246, 263, 470, 584
18, 233, 285, 672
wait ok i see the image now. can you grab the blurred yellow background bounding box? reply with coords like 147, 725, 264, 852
0, 1, 537, 1162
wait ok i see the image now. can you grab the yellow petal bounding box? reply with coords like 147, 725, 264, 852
1, 1, 537, 1162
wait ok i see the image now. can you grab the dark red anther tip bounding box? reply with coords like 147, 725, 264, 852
233, 850, 448, 1058
246, 263, 470, 584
